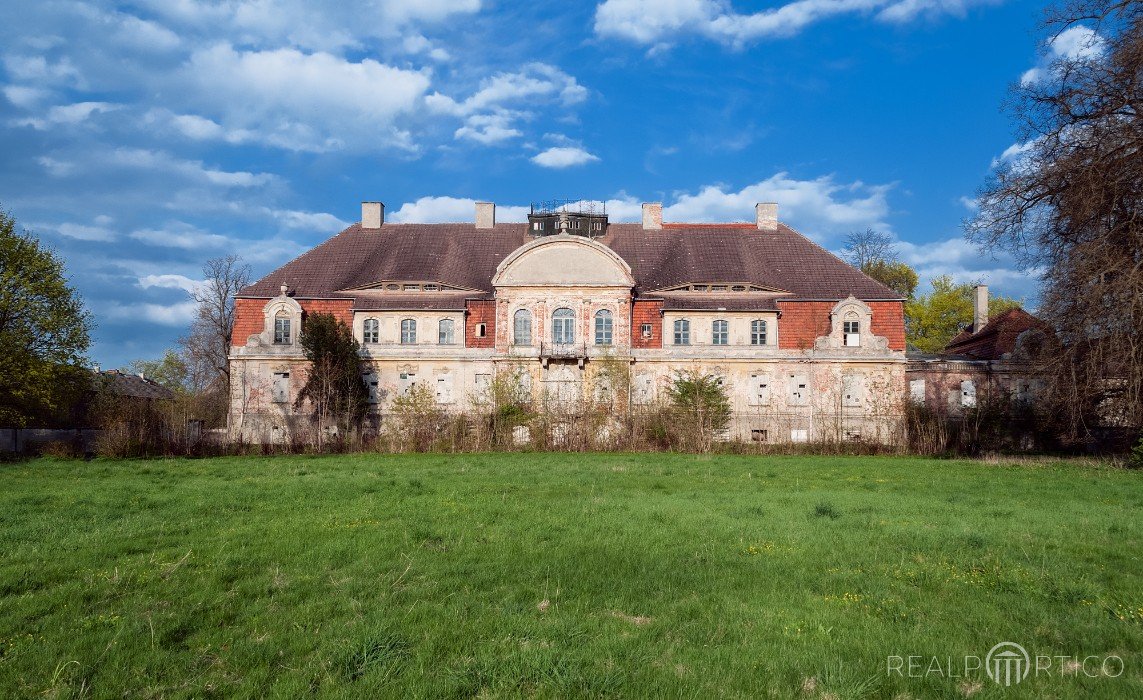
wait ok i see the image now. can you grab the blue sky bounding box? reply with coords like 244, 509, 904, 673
0, 0, 1068, 369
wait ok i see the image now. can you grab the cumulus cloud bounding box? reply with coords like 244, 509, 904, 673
14, 101, 123, 130
664, 173, 893, 234
532, 146, 600, 168
129, 223, 232, 250
180, 44, 431, 152
138, 273, 204, 294
46, 220, 118, 242
390, 196, 531, 223
1020, 25, 1106, 85
102, 300, 199, 326
594, 0, 997, 49
105, 148, 277, 187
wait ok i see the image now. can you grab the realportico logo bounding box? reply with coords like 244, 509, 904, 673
887, 641, 1124, 686
985, 642, 1030, 686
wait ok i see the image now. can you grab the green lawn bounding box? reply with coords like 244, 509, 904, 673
1, 454, 1140, 699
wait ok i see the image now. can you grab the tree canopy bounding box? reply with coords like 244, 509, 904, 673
966, 0, 1142, 436
295, 312, 367, 440
0, 209, 93, 427
906, 276, 1022, 353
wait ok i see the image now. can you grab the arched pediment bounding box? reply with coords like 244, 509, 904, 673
493, 235, 634, 288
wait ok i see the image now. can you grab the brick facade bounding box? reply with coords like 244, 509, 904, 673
777, 300, 905, 351
631, 299, 664, 349
465, 300, 496, 348
231, 297, 354, 346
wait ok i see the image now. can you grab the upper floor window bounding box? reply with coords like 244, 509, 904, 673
751, 319, 767, 345
595, 309, 613, 346
843, 319, 860, 347
273, 313, 291, 344
400, 318, 416, 344
552, 308, 575, 345
513, 309, 532, 346
438, 318, 455, 344
712, 319, 728, 345
673, 319, 690, 345
362, 318, 379, 344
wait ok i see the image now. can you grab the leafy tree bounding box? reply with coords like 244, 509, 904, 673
667, 370, 731, 451
127, 349, 190, 393
967, 0, 1142, 437
295, 312, 367, 443
0, 209, 93, 427
863, 259, 920, 299
906, 276, 1022, 353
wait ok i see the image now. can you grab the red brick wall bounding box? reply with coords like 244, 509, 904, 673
232, 298, 265, 346
466, 300, 495, 348
631, 300, 664, 349
230, 298, 354, 346
777, 300, 905, 351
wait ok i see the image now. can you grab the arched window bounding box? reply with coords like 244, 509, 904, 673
400, 318, 416, 344
513, 309, 532, 346
438, 318, 454, 344
362, 318, 379, 344
673, 319, 690, 345
712, 319, 728, 345
594, 309, 613, 345
751, 319, 767, 345
552, 308, 575, 345
273, 310, 291, 344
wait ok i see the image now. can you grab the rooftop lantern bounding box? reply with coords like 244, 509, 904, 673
527, 199, 608, 239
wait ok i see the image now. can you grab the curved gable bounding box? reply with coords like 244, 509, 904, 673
493, 235, 634, 288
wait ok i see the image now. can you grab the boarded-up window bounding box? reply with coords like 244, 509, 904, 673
791, 429, 809, 443
748, 372, 771, 406
633, 374, 654, 404
910, 378, 926, 404
272, 372, 289, 403
475, 373, 492, 393
960, 380, 977, 408
435, 374, 454, 404
399, 371, 417, 395
363, 372, 379, 404
788, 374, 808, 406
842, 375, 863, 407
751, 429, 768, 442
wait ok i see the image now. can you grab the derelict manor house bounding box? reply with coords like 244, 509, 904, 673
228, 200, 908, 443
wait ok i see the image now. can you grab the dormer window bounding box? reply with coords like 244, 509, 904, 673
843, 318, 860, 347
273, 313, 291, 344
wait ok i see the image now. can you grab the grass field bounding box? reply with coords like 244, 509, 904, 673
0, 454, 1140, 699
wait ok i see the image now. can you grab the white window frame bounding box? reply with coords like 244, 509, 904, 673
273, 315, 291, 345
513, 309, 532, 346
362, 318, 379, 344
552, 308, 575, 345
438, 318, 455, 345
751, 319, 767, 345
400, 318, 417, 344
594, 309, 613, 346
712, 319, 728, 345
673, 319, 690, 345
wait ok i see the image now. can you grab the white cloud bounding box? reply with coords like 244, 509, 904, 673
531, 146, 600, 168
664, 173, 893, 233
51, 221, 118, 242
1020, 25, 1106, 85
38, 156, 77, 177
107, 148, 277, 187
990, 138, 1038, 169
138, 274, 204, 294
455, 112, 525, 144
594, 0, 996, 48
102, 300, 199, 326
15, 101, 122, 130
3, 85, 50, 108
180, 44, 432, 152
2, 54, 83, 86
263, 208, 351, 231
390, 196, 531, 223
129, 223, 231, 250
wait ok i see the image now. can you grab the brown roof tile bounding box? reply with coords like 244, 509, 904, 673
239, 221, 902, 303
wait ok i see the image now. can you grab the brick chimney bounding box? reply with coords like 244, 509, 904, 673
642, 202, 662, 230
475, 201, 496, 229
973, 284, 988, 333
755, 202, 778, 232
362, 201, 384, 229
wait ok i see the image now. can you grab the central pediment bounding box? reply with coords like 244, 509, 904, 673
492, 235, 634, 288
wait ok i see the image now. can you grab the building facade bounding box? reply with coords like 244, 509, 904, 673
228, 200, 909, 444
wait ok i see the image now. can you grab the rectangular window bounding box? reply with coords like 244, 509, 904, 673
362, 318, 379, 344
438, 319, 455, 344
751, 320, 767, 345
640, 323, 652, 339
475, 323, 487, 338
595, 312, 613, 346
673, 319, 690, 345
435, 375, 454, 404
273, 318, 291, 344
910, 379, 926, 404
272, 372, 290, 403
791, 429, 809, 443
398, 371, 417, 395
842, 375, 863, 407
403, 284, 419, 291
843, 320, 860, 347
788, 374, 808, 406
751, 429, 768, 443
749, 373, 771, 406
712, 319, 728, 345
474, 373, 492, 393
363, 372, 379, 404
400, 319, 416, 344
961, 380, 977, 408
